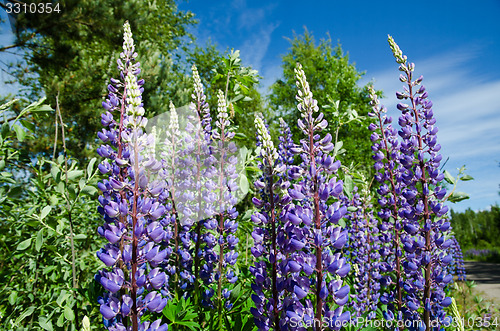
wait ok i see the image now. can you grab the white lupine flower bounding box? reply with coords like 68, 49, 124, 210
294, 63, 319, 118
122, 21, 134, 54
254, 114, 278, 164
191, 65, 205, 100
168, 101, 180, 136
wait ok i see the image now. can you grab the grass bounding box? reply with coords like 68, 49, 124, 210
449, 280, 500, 331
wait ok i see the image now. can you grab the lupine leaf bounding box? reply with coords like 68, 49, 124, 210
39, 317, 54, 331
443, 170, 455, 184
240, 173, 249, 196
41, 205, 52, 220
449, 191, 469, 203
8, 291, 17, 305
67, 170, 84, 181
56, 313, 64, 327
87, 157, 97, 178
50, 165, 60, 181
36, 229, 44, 252
12, 124, 26, 142
64, 305, 75, 321
460, 174, 474, 181
17, 238, 32, 250
81, 185, 98, 196
15, 306, 35, 324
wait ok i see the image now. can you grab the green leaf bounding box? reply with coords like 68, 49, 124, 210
56, 313, 64, 327
338, 218, 346, 228
229, 94, 244, 103
347, 206, 358, 212
15, 306, 35, 324
443, 170, 455, 185
460, 174, 474, 181
239, 173, 249, 196
17, 238, 32, 250
21, 118, 36, 132
175, 321, 200, 329
239, 146, 249, 160
50, 195, 59, 206
56, 290, 71, 306
334, 140, 343, 155
0, 98, 18, 111
51, 165, 60, 181
36, 229, 44, 252
449, 191, 469, 203
56, 181, 65, 194
39, 317, 54, 331
41, 205, 52, 220
343, 175, 354, 200
163, 303, 175, 321
8, 291, 17, 305
64, 305, 75, 321
12, 124, 26, 142
74, 234, 87, 240
67, 170, 84, 181
81, 185, 98, 196
87, 158, 97, 178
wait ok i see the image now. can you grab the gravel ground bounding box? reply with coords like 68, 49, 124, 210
464, 261, 500, 302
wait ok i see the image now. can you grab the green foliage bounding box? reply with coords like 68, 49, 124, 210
188, 45, 264, 149
0, 99, 104, 329
443, 166, 474, 203
4, 0, 196, 160
451, 206, 500, 251
163, 297, 200, 330
268, 29, 378, 169
449, 281, 500, 331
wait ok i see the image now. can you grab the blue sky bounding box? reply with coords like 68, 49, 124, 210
1, 1, 499, 212
178, 0, 500, 212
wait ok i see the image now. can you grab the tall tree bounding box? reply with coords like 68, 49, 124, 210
268, 29, 377, 169
1, 0, 196, 160
187, 44, 264, 148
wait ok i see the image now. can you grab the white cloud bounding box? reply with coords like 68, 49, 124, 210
239, 22, 278, 73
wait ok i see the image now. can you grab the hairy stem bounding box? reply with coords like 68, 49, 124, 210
130, 133, 140, 331
309, 116, 323, 331
216, 125, 226, 330
267, 167, 279, 329
376, 110, 403, 320
56, 92, 79, 328
407, 71, 431, 331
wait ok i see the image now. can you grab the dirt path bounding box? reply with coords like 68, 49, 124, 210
464, 261, 500, 301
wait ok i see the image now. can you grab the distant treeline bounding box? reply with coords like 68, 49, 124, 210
451, 205, 500, 249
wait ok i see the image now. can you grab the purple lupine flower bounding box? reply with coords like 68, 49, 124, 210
448, 235, 466, 281
344, 185, 382, 321
183, 65, 219, 306
199, 90, 240, 324
368, 84, 407, 323
277, 64, 350, 331
96, 22, 169, 330
250, 114, 293, 330
157, 101, 197, 296
386, 35, 453, 329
